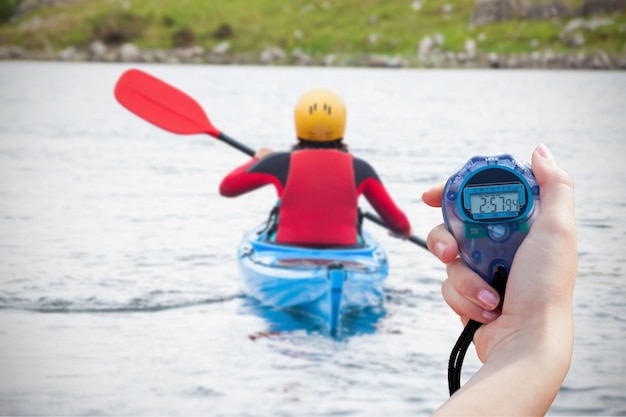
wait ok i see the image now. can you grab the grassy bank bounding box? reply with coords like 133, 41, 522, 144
1, 0, 625, 62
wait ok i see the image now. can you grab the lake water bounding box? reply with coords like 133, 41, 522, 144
0, 61, 624, 416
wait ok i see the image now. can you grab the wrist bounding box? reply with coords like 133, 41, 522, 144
483, 311, 574, 375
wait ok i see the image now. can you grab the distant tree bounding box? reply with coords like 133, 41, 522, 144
172, 27, 196, 48
0, 0, 21, 24
90, 12, 150, 46
212, 23, 234, 40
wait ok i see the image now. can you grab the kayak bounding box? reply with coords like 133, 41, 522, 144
237, 224, 389, 331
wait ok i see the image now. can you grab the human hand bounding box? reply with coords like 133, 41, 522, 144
428, 144, 577, 416
255, 147, 274, 159
424, 144, 577, 361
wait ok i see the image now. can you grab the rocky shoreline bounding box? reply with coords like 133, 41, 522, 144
2, 0, 625, 70
1, 41, 625, 70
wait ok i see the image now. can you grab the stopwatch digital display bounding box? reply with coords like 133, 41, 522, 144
442, 154, 540, 283
464, 183, 524, 220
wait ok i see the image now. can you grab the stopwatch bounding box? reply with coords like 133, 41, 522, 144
442, 154, 540, 284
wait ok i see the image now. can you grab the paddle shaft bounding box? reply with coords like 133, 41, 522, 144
218, 132, 255, 157
363, 211, 428, 250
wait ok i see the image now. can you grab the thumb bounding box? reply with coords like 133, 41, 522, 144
531, 144, 576, 236
505, 144, 577, 311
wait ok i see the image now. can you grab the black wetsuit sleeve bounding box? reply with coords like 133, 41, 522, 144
353, 157, 381, 187
353, 156, 411, 236
248, 152, 291, 188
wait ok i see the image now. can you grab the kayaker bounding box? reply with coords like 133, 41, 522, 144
424, 144, 577, 416
219, 87, 411, 247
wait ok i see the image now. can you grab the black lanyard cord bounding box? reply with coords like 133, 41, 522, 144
447, 267, 509, 396
448, 319, 482, 395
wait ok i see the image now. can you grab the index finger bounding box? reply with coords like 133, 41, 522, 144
422, 181, 445, 208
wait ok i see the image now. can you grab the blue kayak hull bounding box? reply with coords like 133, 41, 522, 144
237, 225, 389, 331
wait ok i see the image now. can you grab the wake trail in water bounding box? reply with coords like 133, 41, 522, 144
0, 292, 244, 314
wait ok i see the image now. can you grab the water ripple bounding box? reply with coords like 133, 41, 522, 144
0, 293, 243, 313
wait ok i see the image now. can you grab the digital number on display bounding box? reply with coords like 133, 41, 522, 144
463, 184, 524, 220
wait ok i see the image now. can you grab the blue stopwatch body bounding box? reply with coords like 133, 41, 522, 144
442, 154, 540, 284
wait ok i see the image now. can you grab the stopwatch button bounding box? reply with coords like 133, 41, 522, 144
471, 250, 482, 263
487, 224, 509, 242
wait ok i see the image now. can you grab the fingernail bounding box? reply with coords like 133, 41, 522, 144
482, 310, 501, 322
434, 241, 447, 259
477, 289, 499, 309
537, 143, 553, 160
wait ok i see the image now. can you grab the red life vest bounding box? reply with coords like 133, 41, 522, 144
276, 150, 359, 246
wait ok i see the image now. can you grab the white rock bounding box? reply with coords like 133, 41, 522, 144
418, 36, 433, 55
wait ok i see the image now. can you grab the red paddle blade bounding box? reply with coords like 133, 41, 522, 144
114, 68, 220, 137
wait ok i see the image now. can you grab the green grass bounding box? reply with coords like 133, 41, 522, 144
1, 0, 624, 57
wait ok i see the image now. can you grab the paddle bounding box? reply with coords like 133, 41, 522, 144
114, 68, 429, 251
362, 212, 428, 249
114, 68, 255, 156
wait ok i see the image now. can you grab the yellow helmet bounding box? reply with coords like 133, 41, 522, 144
294, 88, 346, 141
